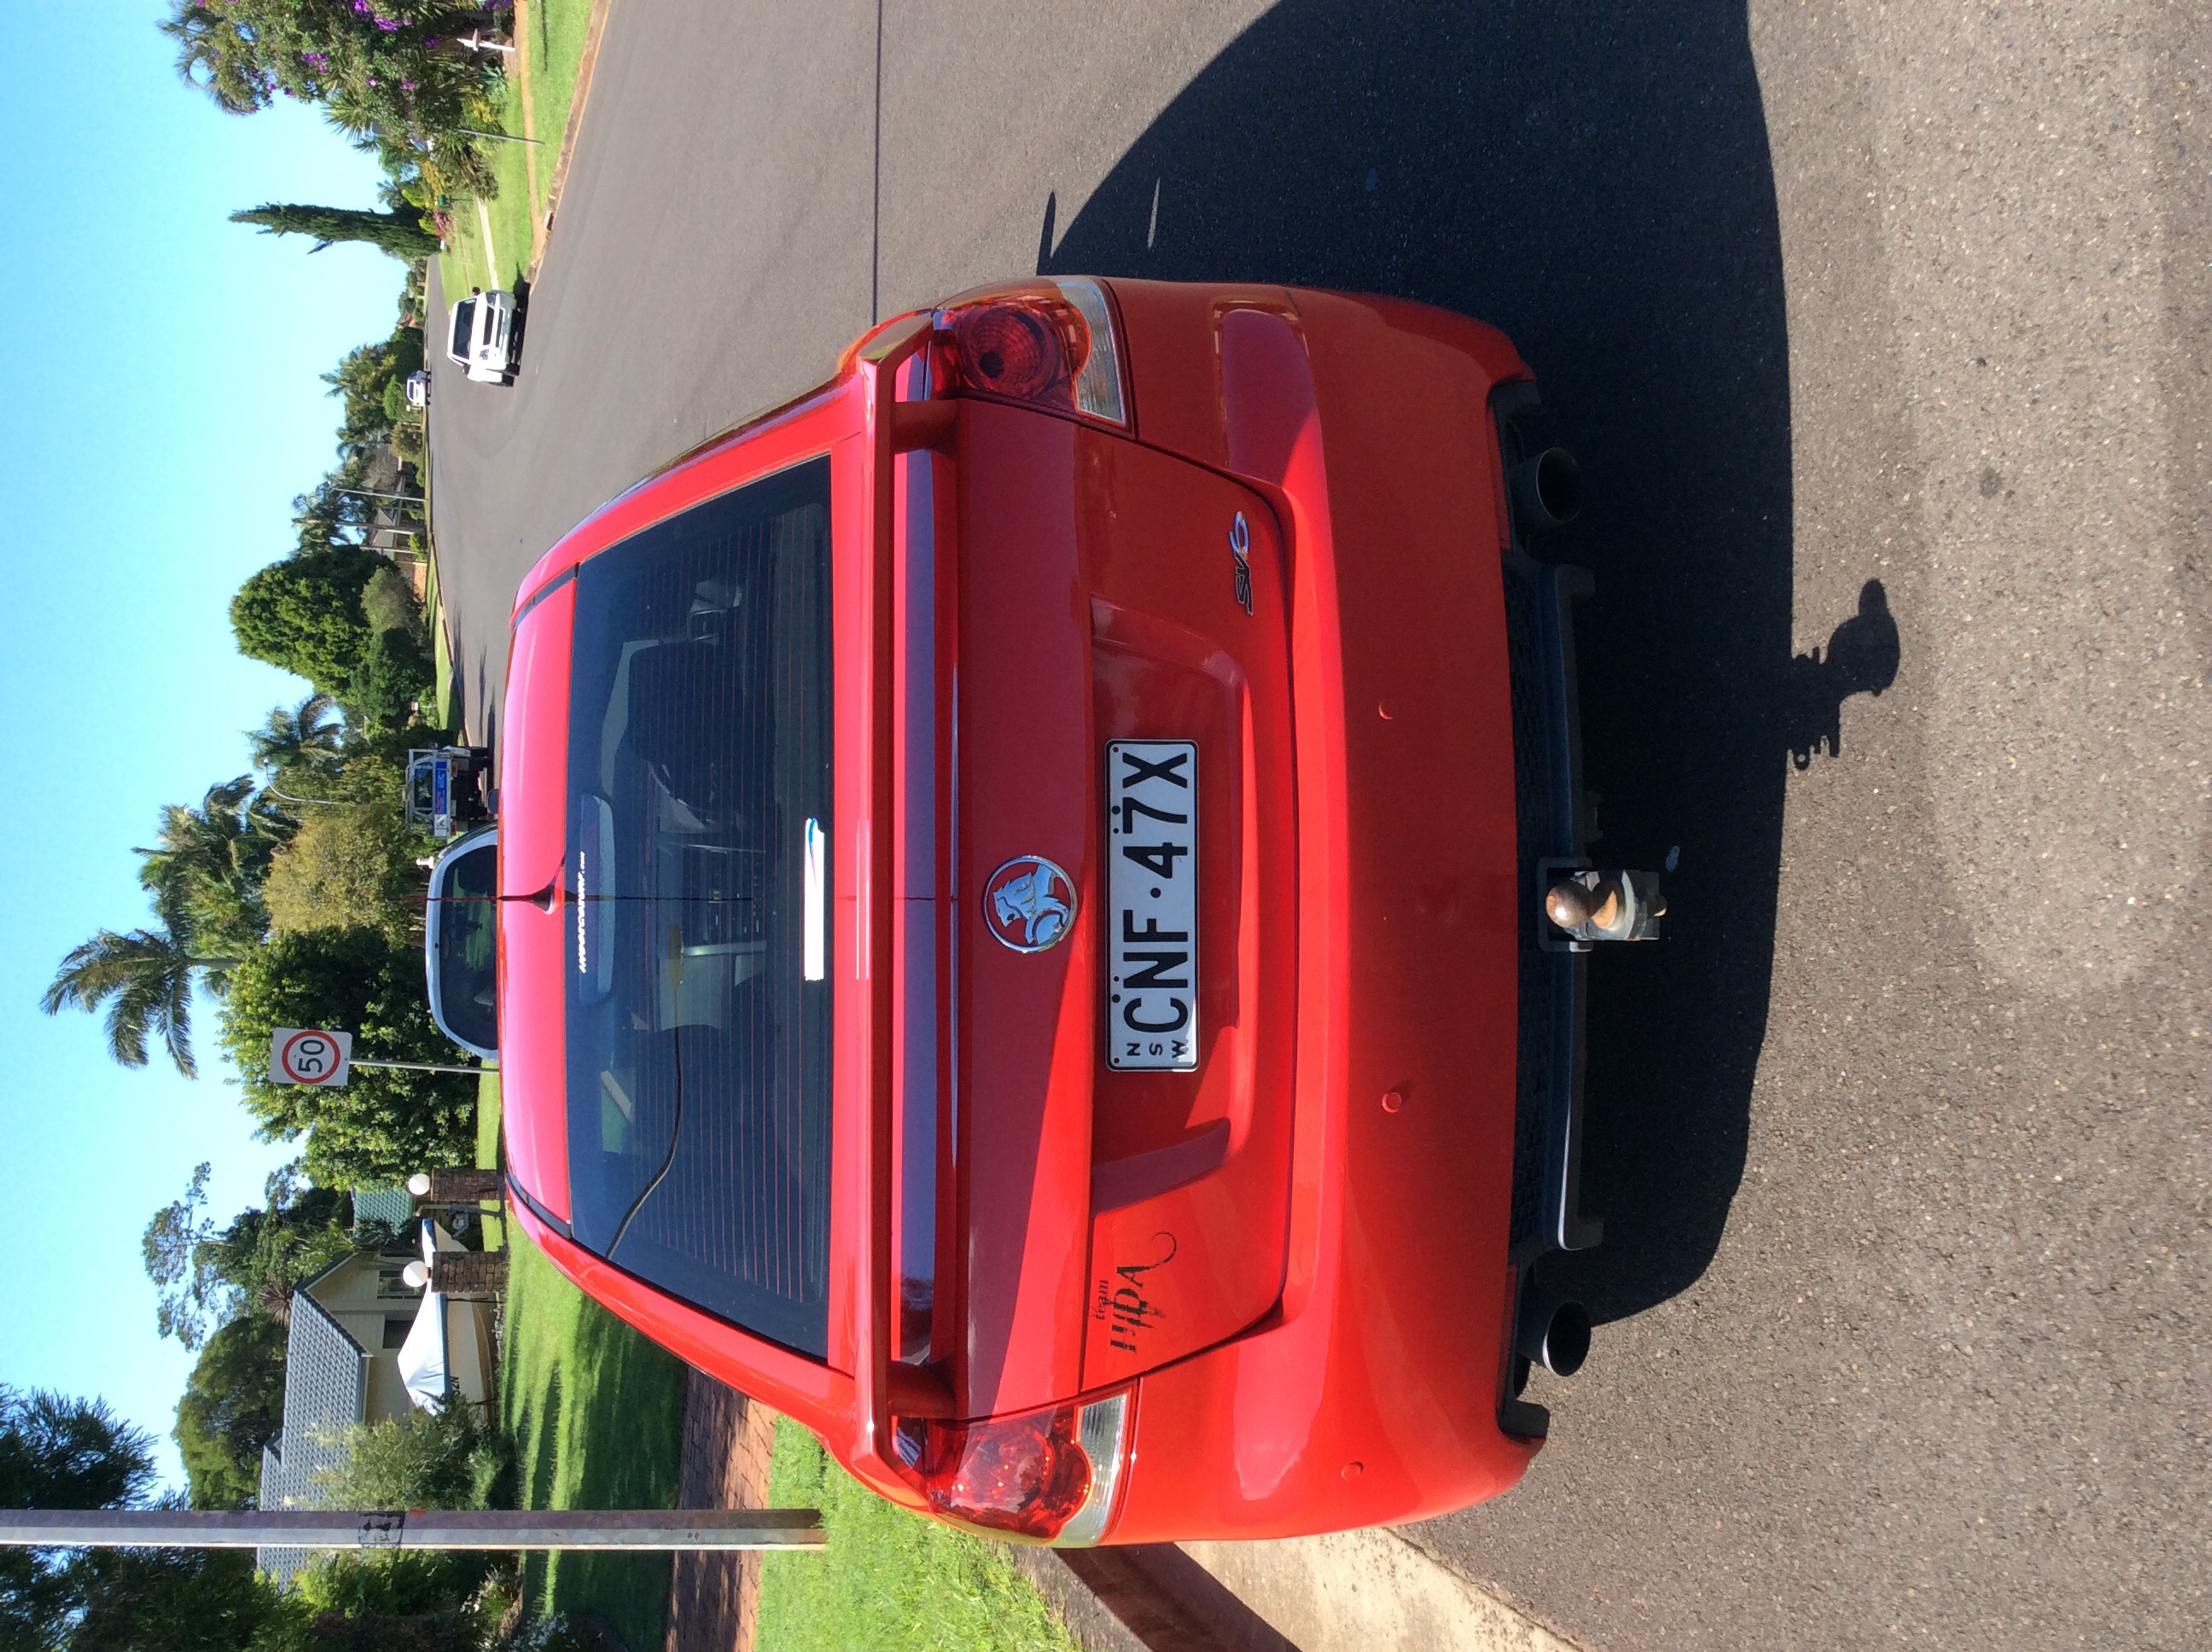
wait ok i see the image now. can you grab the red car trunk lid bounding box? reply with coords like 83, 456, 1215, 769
950, 400, 1297, 1416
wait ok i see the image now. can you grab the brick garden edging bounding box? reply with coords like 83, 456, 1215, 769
665, 1370, 777, 1652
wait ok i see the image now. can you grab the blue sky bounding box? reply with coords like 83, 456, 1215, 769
0, 8, 404, 1486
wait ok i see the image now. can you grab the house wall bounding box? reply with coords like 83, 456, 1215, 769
304, 1252, 426, 1424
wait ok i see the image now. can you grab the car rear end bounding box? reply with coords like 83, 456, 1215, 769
498, 276, 1588, 1545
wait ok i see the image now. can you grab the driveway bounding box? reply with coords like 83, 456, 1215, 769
428, 4, 2209, 1646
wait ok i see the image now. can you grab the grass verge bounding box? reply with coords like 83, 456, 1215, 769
756, 1417, 1079, 1652
501, 1226, 687, 1650
524, 0, 592, 206
436, 0, 593, 300
424, 538, 457, 731
474, 1070, 504, 1250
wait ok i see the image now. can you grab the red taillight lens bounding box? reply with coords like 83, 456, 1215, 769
899, 1393, 1131, 1543
914, 1405, 1091, 1539
930, 279, 1126, 425
952, 303, 1076, 404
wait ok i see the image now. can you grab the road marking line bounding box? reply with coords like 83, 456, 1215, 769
477, 195, 500, 288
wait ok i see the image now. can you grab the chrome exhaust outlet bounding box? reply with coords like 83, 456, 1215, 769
1511, 446, 1582, 530
1516, 1286, 1591, 1377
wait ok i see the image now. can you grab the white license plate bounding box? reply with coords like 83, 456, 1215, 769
1105, 740, 1198, 1071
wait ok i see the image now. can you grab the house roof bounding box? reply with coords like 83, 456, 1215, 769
255, 1283, 369, 1584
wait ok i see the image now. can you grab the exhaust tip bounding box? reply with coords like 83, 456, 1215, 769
1516, 1288, 1591, 1378
1511, 446, 1582, 530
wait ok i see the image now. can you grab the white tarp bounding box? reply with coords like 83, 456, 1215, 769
395, 1223, 453, 1410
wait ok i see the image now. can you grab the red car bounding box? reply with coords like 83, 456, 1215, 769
492, 277, 1639, 1544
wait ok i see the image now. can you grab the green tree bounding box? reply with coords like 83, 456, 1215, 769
159, 2, 504, 131
135, 777, 281, 956
0, 1388, 155, 1652
65, 1548, 293, 1652
39, 922, 238, 1079
146, 1160, 356, 1344
143, 1162, 232, 1348
230, 544, 384, 693
326, 330, 427, 456
207, 1170, 356, 1320
351, 629, 434, 728
263, 800, 416, 938
230, 203, 440, 261
173, 1314, 290, 1510
250, 692, 346, 778
218, 926, 474, 1185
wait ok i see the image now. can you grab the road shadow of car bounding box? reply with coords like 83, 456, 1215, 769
1044, 1, 1811, 1323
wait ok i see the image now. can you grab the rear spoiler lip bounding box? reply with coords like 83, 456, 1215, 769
852, 315, 959, 1483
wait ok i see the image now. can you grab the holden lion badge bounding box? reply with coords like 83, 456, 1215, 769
984, 856, 1077, 952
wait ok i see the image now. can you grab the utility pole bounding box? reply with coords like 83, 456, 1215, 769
351, 1058, 487, 1077
0, 1509, 824, 1553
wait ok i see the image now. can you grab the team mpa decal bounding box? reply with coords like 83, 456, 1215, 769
1093, 1232, 1178, 1354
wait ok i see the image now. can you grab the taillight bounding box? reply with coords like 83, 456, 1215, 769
896, 1391, 1132, 1544
931, 278, 1126, 425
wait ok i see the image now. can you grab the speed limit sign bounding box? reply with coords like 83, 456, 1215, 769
271, 1027, 353, 1087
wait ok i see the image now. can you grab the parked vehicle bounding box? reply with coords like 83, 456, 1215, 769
404, 746, 492, 841
425, 825, 498, 1062
405, 369, 432, 409
492, 278, 1661, 1545
446, 288, 516, 385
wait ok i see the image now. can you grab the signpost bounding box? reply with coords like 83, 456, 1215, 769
0, 1509, 824, 1553
271, 1027, 485, 1081
271, 1027, 352, 1087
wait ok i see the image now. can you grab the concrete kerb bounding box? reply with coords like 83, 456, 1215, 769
1018, 1524, 1584, 1652
1179, 1528, 1587, 1652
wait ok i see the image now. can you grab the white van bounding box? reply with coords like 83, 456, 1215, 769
445, 288, 517, 385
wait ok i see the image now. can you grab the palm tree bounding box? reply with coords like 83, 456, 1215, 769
133, 777, 280, 953
39, 923, 240, 1079
247, 693, 344, 777
137, 777, 258, 896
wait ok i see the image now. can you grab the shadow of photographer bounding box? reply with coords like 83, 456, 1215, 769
1786, 579, 1901, 770
1045, 1, 1817, 1323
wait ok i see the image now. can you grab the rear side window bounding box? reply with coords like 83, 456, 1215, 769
563, 457, 834, 1357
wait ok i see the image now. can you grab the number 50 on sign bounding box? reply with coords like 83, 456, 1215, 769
271, 1027, 352, 1087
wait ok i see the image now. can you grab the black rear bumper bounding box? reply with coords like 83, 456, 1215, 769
1495, 388, 1604, 1266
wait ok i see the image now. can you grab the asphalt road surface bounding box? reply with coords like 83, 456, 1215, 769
428, 5, 2209, 1646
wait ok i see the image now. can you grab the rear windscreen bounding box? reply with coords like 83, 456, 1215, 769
563, 457, 834, 1357
433, 841, 498, 1053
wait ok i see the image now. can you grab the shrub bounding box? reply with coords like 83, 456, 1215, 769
230, 545, 384, 691
362, 566, 424, 645
262, 801, 414, 938
352, 627, 434, 727
310, 1405, 490, 1513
